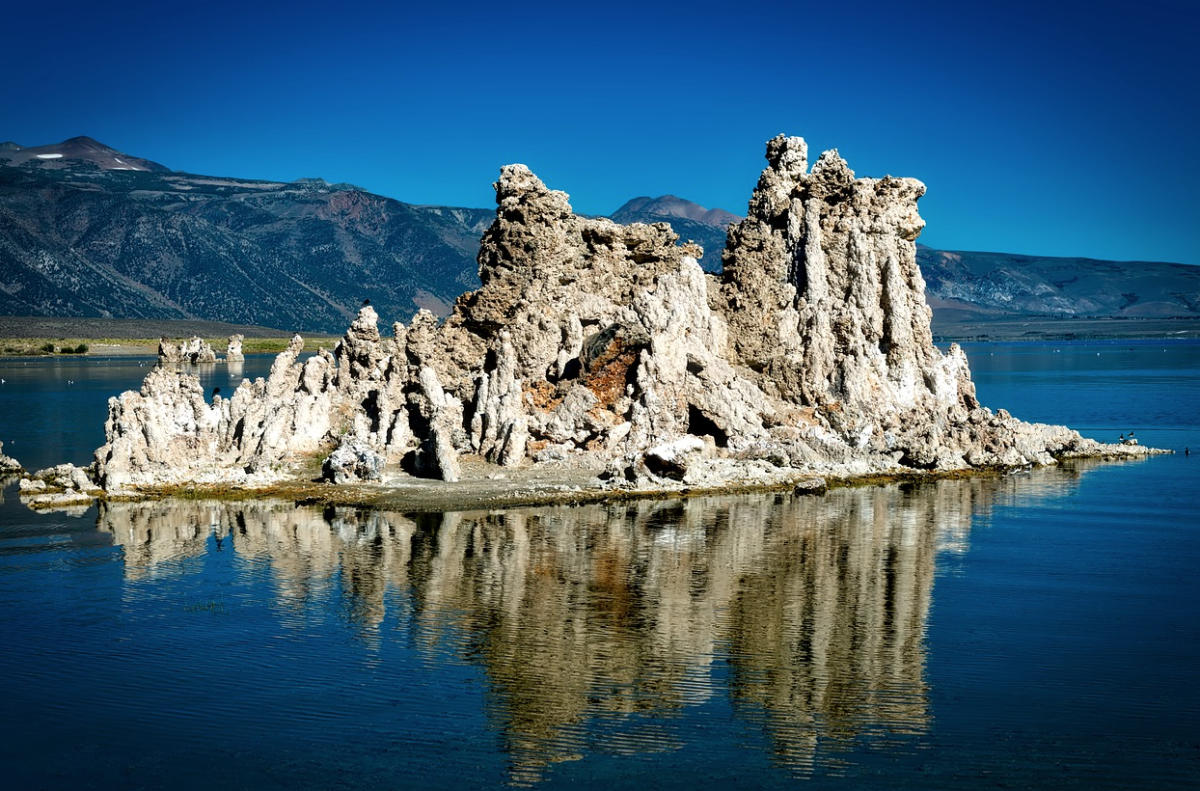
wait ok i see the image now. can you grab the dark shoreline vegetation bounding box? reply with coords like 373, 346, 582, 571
3, 315, 1199, 357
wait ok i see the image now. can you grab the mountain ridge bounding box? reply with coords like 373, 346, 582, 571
916, 244, 1200, 321
0, 135, 170, 172
0, 141, 489, 332
611, 195, 741, 228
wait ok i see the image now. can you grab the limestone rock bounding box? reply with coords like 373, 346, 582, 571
158, 336, 218, 365
414, 366, 462, 482
322, 437, 383, 484
719, 135, 988, 466
19, 462, 101, 508
74, 136, 1153, 499
186, 337, 218, 364
335, 306, 386, 385
21, 490, 96, 510
95, 311, 403, 495
643, 436, 707, 481
226, 334, 245, 362
156, 338, 178, 363
794, 477, 828, 495
0, 441, 21, 473
27, 463, 99, 492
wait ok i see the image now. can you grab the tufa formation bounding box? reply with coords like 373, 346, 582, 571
157, 336, 218, 365
72, 136, 1152, 499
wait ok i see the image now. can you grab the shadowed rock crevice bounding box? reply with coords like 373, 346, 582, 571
687, 405, 729, 448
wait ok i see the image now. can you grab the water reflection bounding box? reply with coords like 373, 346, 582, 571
0, 475, 17, 503
95, 469, 1081, 784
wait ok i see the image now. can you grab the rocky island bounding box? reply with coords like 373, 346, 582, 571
22, 136, 1159, 509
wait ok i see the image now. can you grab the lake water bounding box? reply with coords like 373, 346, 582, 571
1, 341, 1198, 789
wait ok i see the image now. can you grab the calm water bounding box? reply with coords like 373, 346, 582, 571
0, 342, 1198, 789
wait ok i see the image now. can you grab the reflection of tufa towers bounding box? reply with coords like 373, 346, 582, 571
96, 471, 1074, 782
723, 490, 935, 771
99, 499, 222, 579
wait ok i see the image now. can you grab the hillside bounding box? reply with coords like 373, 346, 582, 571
0, 138, 490, 333
918, 245, 1200, 319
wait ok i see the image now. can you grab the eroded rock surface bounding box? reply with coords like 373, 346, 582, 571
322, 437, 383, 484
0, 441, 21, 474
226, 334, 245, 362
83, 137, 1156, 498
19, 462, 102, 509
158, 336, 218, 365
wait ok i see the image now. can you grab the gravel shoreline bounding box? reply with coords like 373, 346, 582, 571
17, 446, 1164, 515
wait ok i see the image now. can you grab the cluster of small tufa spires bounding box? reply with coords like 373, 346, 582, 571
155, 334, 244, 365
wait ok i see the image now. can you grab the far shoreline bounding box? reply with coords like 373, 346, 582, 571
0, 315, 339, 357
1, 314, 1199, 357
931, 315, 1200, 343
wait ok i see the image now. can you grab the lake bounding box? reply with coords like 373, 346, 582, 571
1, 341, 1198, 789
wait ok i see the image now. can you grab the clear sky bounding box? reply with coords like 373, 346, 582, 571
3, 0, 1197, 264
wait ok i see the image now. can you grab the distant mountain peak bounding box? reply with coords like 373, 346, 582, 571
0, 135, 170, 172
611, 195, 741, 228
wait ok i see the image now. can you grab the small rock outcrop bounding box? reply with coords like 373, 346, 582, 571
322, 437, 383, 484
158, 336, 218, 365
19, 463, 102, 509
0, 441, 21, 474
226, 334, 245, 362
84, 136, 1156, 498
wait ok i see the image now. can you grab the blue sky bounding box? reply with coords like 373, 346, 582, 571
3, 0, 1197, 264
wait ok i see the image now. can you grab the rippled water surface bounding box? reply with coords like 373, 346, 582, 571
1, 342, 1197, 789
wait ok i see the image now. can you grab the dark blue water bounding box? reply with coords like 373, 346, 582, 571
961, 338, 1199, 442
0, 342, 1197, 789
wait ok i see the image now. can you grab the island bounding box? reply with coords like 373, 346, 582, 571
19, 136, 1160, 510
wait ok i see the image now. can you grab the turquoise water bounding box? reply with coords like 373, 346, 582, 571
0, 342, 1197, 789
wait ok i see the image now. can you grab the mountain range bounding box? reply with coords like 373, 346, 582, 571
2, 137, 1197, 335
0, 137, 490, 332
